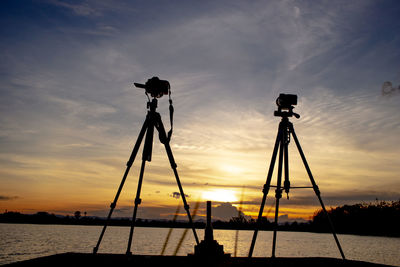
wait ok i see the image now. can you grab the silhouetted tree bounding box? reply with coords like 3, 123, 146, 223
230, 214, 248, 224
74, 211, 81, 220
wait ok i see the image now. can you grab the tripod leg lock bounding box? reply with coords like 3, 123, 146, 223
110, 202, 116, 209
184, 204, 190, 211
126, 160, 133, 167
262, 184, 270, 194
135, 198, 142, 205
275, 188, 282, 199
170, 162, 177, 169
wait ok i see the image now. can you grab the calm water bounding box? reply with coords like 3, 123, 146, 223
0, 223, 399, 266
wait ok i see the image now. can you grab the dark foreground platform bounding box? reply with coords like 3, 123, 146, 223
3, 253, 395, 267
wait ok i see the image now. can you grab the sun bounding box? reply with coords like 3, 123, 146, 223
201, 189, 238, 202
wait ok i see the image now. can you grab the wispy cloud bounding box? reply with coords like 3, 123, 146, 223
0, 195, 19, 201
47, 0, 134, 17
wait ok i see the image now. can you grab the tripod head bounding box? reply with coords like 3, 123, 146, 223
134, 76, 175, 142
274, 93, 300, 119
134, 76, 173, 111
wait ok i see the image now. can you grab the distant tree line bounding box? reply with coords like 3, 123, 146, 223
311, 200, 400, 237
1, 200, 398, 237
219, 200, 400, 237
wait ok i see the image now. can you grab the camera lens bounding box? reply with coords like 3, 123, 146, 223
276, 94, 297, 108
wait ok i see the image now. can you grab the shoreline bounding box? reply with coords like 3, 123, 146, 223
1, 221, 399, 238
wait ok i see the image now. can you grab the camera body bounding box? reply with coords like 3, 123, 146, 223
134, 77, 170, 98
274, 93, 299, 118
276, 94, 297, 108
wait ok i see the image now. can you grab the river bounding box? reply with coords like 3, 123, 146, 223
0, 223, 399, 266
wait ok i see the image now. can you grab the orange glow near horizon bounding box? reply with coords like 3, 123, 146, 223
243, 205, 319, 221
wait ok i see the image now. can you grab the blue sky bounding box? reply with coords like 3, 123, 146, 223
0, 0, 399, 220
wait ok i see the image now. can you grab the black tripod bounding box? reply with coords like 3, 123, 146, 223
248, 111, 345, 260
93, 98, 200, 255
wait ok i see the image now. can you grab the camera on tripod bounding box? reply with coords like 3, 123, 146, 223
276, 93, 297, 108
134, 76, 170, 98
274, 93, 300, 118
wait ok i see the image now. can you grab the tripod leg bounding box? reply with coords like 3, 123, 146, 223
166, 145, 200, 245
248, 128, 282, 257
155, 114, 200, 245
290, 125, 346, 260
93, 118, 148, 254
271, 136, 284, 258
284, 128, 290, 199
126, 114, 156, 255
126, 159, 147, 255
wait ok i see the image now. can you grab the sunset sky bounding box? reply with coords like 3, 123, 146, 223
1, 0, 399, 222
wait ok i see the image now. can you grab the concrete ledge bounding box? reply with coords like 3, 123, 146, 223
3, 253, 395, 267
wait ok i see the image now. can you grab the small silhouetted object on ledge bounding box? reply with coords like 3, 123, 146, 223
248, 93, 346, 260
93, 77, 199, 255
194, 201, 230, 259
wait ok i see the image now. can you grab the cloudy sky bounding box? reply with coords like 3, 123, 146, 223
1, 0, 399, 221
